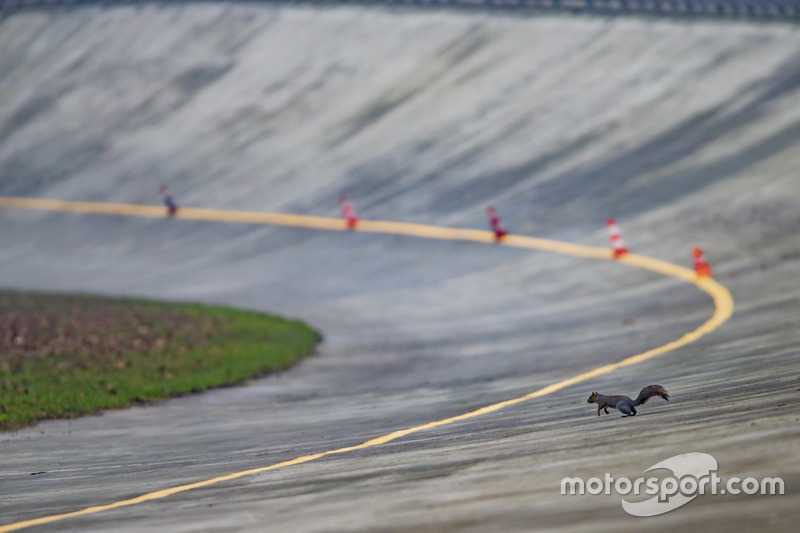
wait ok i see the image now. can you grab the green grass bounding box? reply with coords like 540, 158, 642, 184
0, 291, 321, 431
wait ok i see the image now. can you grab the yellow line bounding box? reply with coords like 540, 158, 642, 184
0, 196, 733, 532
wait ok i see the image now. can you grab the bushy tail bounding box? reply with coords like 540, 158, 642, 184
634, 385, 669, 406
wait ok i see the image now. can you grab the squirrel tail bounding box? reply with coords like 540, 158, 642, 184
634, 384, 669, 406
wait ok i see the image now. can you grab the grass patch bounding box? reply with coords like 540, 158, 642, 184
0, 291, 321, 431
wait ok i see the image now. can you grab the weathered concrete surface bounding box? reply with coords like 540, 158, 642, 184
0, 5, 799, 532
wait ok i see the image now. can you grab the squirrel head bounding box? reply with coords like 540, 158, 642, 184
587, 392, 598, 404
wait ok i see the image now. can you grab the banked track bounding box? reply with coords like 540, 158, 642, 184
0, 196, 733, 533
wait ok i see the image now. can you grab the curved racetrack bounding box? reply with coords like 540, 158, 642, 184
1, 5, 800, 532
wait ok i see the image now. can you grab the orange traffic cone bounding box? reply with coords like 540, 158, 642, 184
694, 246, 713, 277
607, 219, 629, 258
339, 195, 359, 230
160, 185, 178, 217
486, 206, 508, 241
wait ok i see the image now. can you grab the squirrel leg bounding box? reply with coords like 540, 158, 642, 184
603, 407, 609, 414
597, 406, 602, 416
618, 404, 634, 416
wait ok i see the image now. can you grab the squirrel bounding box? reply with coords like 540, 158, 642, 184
587, 385, 669, 417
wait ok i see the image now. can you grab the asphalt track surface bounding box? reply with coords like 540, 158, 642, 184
0, 196, 734, 532
1, 4, 800, 532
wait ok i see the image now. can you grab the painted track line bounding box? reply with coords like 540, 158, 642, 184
0, 196, 734, 532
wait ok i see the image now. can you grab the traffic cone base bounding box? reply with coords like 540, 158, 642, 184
696, 264, 713, 276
